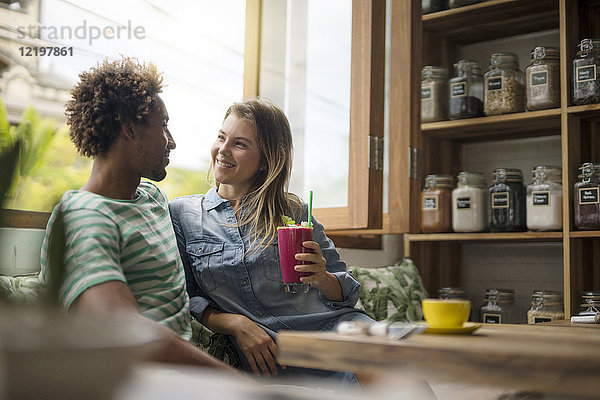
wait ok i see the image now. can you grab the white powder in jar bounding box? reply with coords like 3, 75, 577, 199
526, 192, 562, 231
452, 186, 487, 232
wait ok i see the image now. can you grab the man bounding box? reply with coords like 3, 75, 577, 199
39, 57, 230, 371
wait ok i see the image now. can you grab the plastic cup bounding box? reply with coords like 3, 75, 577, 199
277, 225, 313, 293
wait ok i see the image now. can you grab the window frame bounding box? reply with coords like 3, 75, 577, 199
326, 0, 421, 236
306, 0, 386, 231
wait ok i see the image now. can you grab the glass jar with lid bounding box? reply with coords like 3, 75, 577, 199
479, 289, 516, 324
573, 39, 600, 105
421, 174, 453, 232
452, 171, 487, 232
484, 53, 525, 115
488, 168, 526, 232
526, 166, 562, 231
439, 287, 465, 299
579, 291, 600, 315
574, 162, 600, 230
526, 46, 561, 110
421, 66, 449, 122
527, 291, 564, 324
449, 0, 483, 8
449, 60, 484, 120
422, 0, 448, 14
528, 290, 543, 314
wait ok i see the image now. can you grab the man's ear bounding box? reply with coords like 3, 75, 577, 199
120, 120, 136, 140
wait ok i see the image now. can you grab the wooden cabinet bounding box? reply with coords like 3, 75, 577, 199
388, 0, 600, 318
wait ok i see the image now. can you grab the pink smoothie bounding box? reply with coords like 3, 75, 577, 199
277, 225, 313, 284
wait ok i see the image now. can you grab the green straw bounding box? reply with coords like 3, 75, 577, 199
307, 190, 313, 228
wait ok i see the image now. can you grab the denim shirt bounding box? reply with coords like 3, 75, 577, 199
169, 188, 365, 337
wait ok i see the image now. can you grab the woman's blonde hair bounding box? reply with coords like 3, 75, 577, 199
211, 97, 302, 251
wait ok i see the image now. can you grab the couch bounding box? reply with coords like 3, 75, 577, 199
0, 257, 428, 368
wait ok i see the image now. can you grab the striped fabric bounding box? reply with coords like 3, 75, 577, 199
39, 180, 192, 340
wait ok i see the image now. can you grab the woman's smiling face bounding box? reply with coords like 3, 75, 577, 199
211, 114, 264, 193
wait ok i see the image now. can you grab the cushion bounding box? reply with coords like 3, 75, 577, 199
0, 273, 44, 303
190, 318, 240, 368
350, 258, 429, 323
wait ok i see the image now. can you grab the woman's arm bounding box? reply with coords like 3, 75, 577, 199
201, 307, 282, 377
170, 206, 281, 377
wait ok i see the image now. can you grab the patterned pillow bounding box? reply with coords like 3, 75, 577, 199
190, 318, 240, 368
350, 258, 429, 323
0, 274, 44, 303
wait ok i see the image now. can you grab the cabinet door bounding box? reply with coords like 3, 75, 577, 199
388, 0, 422, 233
258, 0, 385, 230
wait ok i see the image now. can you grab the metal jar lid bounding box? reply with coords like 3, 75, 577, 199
578, 38, 600, 53
541, 290, 563, 303
454, 59, 482, 75
424, 174, 454, 189
489, 52, 520, 69
582, 291, 600, 301
422, 65, 448, 79
493, 168, 523, 183
439, 287, 465, 299
530, 46, 560, 61
485, 288, 515, 302
457, 171, 487, 187
532, 165, 561, 184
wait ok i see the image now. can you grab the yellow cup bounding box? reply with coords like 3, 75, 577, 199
422, 298, 471, 328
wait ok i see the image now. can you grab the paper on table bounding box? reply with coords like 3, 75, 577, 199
336, 321, 427, 340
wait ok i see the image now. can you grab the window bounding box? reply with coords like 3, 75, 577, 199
258, 0, 385, 230
1, 0, 247, 218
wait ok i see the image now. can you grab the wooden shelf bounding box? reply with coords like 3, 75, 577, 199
405, 231, 563, 242
421, 108, 561, 141
570, 230, 600, 238
422, 0, 559, 44
567, 104, 600, 122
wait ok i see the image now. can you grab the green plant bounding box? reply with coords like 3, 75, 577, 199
0, 139, 20, 208
0, 98, 58, 204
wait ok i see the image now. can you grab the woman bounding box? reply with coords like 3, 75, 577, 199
169, 98, 372, 385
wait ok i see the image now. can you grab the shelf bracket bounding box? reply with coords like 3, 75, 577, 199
368, 136, 384, 171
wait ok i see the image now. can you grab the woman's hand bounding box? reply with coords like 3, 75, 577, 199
294, 241, 343, 301
233, 315, 281, 377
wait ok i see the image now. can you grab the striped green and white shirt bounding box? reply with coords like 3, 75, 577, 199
40, 180, 192, 340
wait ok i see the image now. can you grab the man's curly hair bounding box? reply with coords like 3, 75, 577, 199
65, 57, 164, 157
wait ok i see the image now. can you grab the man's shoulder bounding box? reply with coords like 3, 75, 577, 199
138, 180, 166, 203
58, 190, 110, 214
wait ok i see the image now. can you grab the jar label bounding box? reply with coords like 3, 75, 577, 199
530, 71, 548, 86
456, 196, 471, 209
483, 313, 501, 324
423, 195, 438, 210
576, 65, 597, 83
579, 187, 599, 204
451, 82, 466, 97
532, 191, 550, 206
487, 77, 502, 91
421, 86, 432, 99
534, 317, 553, 323
492, 192, 509, 208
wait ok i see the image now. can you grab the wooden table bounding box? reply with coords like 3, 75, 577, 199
277, 323, 600, 398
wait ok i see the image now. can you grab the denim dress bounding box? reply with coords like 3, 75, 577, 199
169, 188, 371, 385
